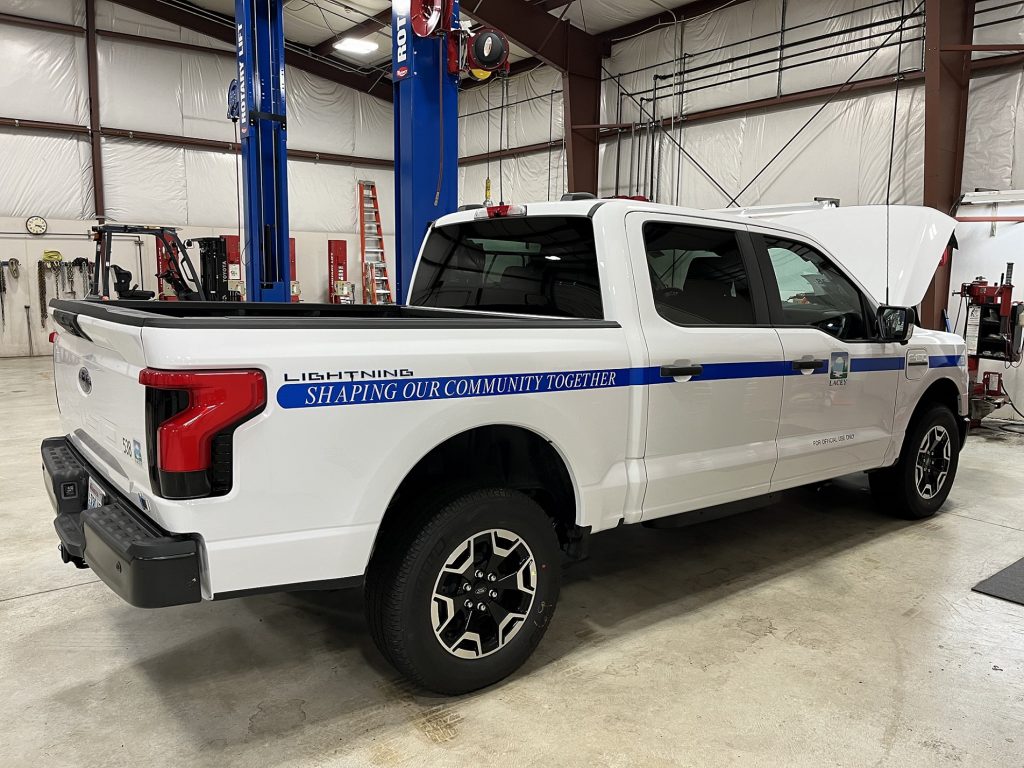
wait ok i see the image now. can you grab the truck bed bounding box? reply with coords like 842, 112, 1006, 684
49, 299, 619, 330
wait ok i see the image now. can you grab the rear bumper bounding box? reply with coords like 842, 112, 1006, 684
40, 436, 202, 608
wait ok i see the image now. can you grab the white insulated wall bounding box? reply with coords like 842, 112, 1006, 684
598, 0, 927, 208
457, 65, 567, 206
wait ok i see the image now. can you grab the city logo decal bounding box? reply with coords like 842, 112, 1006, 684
830, 352, 849, 386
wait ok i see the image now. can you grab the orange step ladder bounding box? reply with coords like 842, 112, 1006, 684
358, 180, 393, 304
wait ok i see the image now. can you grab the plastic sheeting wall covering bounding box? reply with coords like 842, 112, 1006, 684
599, 82, 925, 208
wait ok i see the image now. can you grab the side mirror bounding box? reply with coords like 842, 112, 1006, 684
877, 305, 913, 344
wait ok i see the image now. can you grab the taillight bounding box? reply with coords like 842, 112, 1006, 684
139, 368, 266, 499
476, 204, 527, 219
48, 331, 59, 343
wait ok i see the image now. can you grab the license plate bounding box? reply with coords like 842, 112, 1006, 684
87, 477, 106, 510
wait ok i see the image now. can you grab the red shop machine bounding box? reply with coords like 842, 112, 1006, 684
953, 262, 1023, 423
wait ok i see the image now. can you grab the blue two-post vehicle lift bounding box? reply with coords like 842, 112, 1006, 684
391, 2, 461, 301
233, 0, 292, 303
232, 0, 461, 303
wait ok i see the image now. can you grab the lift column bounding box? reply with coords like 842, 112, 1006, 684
235, 0, 291, 302
392, 1, 460, 302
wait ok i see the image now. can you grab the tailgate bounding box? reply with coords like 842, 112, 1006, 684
52, 309, 154, 499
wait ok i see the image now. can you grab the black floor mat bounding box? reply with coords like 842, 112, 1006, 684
973, 557, 1024, 606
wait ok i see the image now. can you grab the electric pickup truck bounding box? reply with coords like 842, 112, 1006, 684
41, 199, 968, 694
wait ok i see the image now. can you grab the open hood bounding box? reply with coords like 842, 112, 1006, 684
746, 206, 956, 307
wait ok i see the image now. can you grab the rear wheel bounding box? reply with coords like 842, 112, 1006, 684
365, 487, 561, 694
870, 405, 960, 519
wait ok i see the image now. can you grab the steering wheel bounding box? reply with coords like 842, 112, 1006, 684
654, 287, 685, 305
813, 313, 848, 339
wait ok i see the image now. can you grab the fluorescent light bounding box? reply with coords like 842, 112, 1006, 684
334, 37, 380, 55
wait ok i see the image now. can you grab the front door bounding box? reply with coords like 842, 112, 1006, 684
627, 213, 785, 520
750, 229, 902, 489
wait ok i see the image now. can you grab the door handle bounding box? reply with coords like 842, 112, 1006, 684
660, 364, 703, 378
908, 359, 929, 367
791, 359, 827, 371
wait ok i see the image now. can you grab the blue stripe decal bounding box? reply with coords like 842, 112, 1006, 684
929, 354, 964, 368
279, 368, 632, 409
278, 355, 917, 409
850, 356, 905, 372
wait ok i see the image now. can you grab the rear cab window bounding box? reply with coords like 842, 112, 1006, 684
409, 216, 603, 319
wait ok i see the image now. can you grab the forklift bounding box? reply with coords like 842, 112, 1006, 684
89, 224, 206, 302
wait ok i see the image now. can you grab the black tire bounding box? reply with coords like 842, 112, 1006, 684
870, 404, 961, 520
365, 487, 561, 694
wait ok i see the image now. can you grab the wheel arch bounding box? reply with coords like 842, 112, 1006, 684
369, 423, 582, 562
908, 375, 967, 448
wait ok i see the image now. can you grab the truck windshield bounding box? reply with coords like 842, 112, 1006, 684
409, 216, 602, 319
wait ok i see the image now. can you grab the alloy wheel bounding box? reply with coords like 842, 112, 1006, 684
430, 528, 537, 659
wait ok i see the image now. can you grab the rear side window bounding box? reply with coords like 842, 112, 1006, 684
643, 222, 755, 325
410, 216, 603, 319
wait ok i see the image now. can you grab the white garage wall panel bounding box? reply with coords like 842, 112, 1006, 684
459, 67, 564, 156
0, 131, 94, 220
0, 0, 83, 24
95, 0, 232, 51
0, 25, 88, 125
599, 83, 925, 209
962, 71, 1024, 193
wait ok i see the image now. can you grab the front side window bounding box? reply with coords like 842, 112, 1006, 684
643, 222, 755, 325
764, 237, 870, 340
410, 216, 602, 319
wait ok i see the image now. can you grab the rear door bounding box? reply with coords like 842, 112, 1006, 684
749, 230, 902, 488
627, 213, 785, 520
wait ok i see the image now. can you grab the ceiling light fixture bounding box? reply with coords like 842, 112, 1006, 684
334, 37, 380, 55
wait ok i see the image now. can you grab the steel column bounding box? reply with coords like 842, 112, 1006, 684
563, 62, 603, 195
391, 3, 460, 302
85, 0, 105, 221
236, 0, 291, 302
920, 0, 974, 329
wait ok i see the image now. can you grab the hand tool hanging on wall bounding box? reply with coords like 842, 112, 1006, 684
2, 256, 20, 327
0, 260, 6, 329
68, 257, 91, 299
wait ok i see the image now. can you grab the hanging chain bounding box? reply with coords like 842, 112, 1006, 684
37, 261, 47, 327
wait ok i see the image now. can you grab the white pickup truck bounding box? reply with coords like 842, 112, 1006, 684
42, 199, 968, 694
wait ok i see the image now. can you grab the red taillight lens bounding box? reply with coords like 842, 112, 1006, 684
139, 368, 266, 498
48, 332, 59, 343
476, 204, 527, 219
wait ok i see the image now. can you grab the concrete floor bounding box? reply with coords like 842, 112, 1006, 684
2, 356, 1024, 768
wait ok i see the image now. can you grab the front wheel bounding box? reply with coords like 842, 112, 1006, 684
870, 405, 961, 519
365, 488, 561, 694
